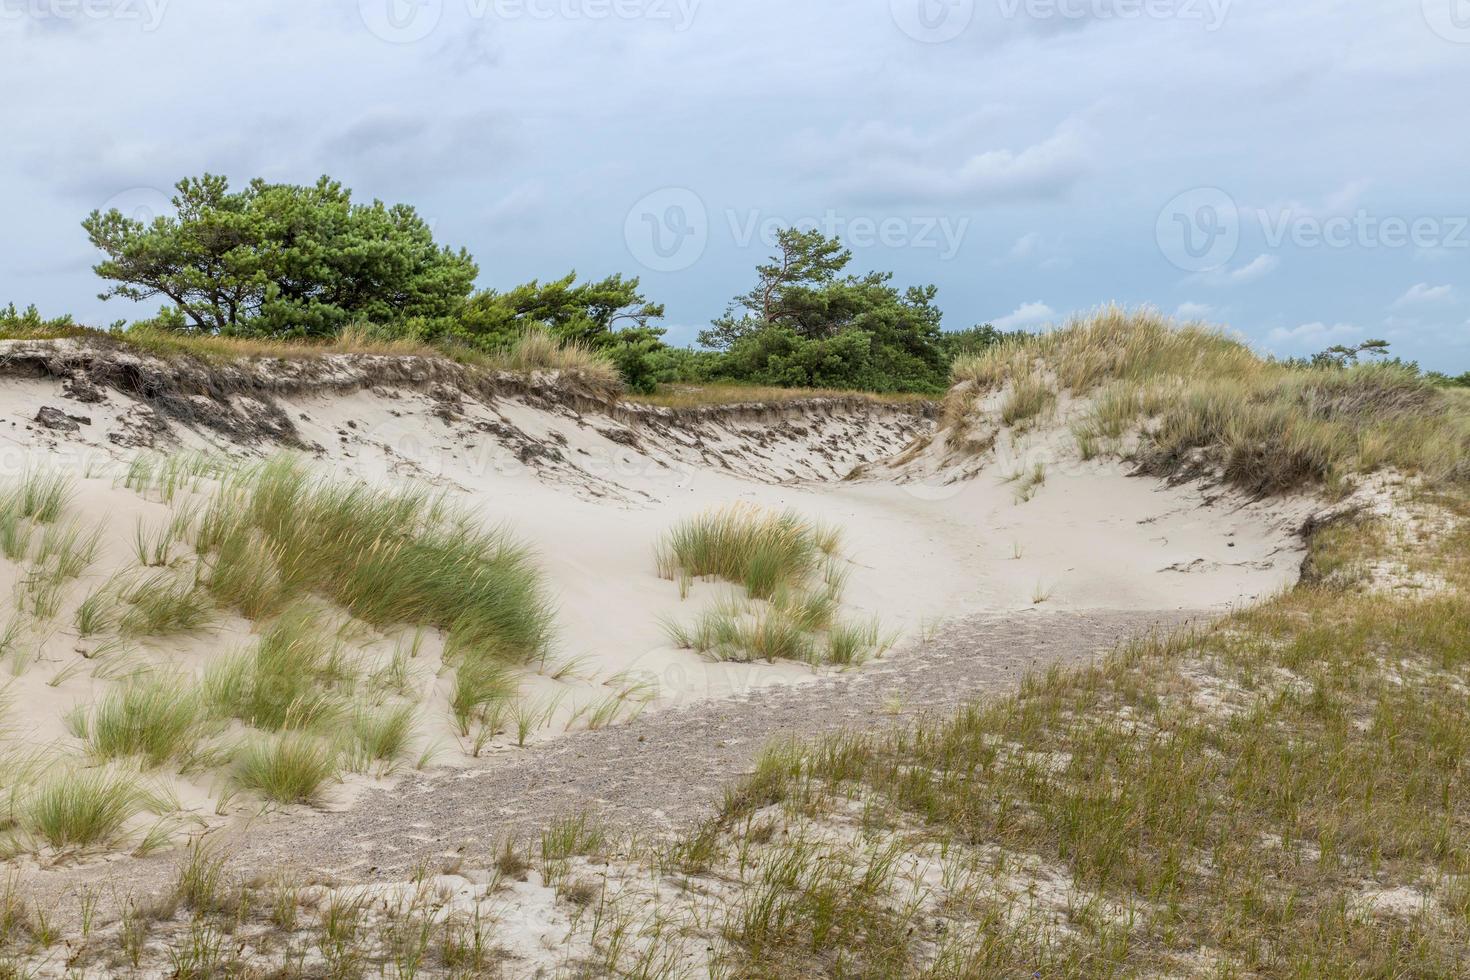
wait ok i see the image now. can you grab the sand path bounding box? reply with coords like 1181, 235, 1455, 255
24, 606, 1200, 919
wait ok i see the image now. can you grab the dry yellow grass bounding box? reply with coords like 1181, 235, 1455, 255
952, 306, 1470, 494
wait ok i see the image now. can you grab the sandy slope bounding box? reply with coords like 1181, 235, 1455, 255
0, 343, 1320, 861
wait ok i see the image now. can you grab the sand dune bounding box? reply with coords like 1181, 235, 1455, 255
0, 340, 1321, 859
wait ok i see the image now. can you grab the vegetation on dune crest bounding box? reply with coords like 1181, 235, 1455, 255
954, 307, 1470, 494
8, 172, 1014, 396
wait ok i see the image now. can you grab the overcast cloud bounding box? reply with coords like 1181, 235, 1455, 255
2, 0, 1467, 369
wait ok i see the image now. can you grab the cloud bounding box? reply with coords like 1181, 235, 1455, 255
1393, 283, 1455, 307
484, 181, 546, 226
821, 121, 1092, 206
992, 301, 1056, 331
1265, 321, 1359, 354
1322, 179, 1372, 214
1196, 254, 1279, 287
1226, 255, 1280, 284
1175, 302, 1214, 320
1009, 232, 1044, 260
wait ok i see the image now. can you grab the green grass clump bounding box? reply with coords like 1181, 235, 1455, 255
449, 658, 517, 736
666, 599, 815, 664
232, 732, 340, 805
22, 768, 145, 850
350, 704, 417, 767
118, 571, 215, 638
656, 504, 838, 600
76, 676, 206, 768
205, 605, 353, 733
14, 472, 74, 524
0, 472, 76, 564
660, 505, 874, 667
825, 618, 890, 666
198, 457, 555, 666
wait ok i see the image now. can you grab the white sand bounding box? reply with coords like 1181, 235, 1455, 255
0, 360, 1319, 845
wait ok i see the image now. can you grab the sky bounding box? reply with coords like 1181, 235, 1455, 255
2, 0, 1468, 370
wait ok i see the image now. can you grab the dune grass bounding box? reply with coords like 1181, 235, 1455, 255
21, 768, 147, 850
349, 704, 417, 769
449, 658, 517, 737
952, 306, 1470, 495
74, 675, 207, 768
999, 371, 1057, 427
117, 571, 215, 638
232, 731, 340, 805
197, 457, 554, 667
656, 504, 839, 601
655, 491, 1470, 976
659, 505, 879, 667
204, 605, 353, 733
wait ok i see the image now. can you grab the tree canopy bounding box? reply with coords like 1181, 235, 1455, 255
71, 176, 1022, 395
698, 228, 953, 393
83, 174, 478, 337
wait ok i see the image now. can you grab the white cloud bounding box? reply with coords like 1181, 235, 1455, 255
1227, 254, 1280, 284
484, 181, 546, 227
823, 121, 1093, 206
1265, 321, 1359, 354
1175, 301, 1214, 320
992, 301, 1056, 331
1392, 282, 1455, 307
1322, 179, 1372, 214
1009, 232, 1044, 259
1193, 254, 1279, 287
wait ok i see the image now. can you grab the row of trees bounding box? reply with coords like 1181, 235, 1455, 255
79, 174, 1461, 393
81, 174, 1012, 394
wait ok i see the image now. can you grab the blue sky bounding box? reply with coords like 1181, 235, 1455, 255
3, 0, 1468, 370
